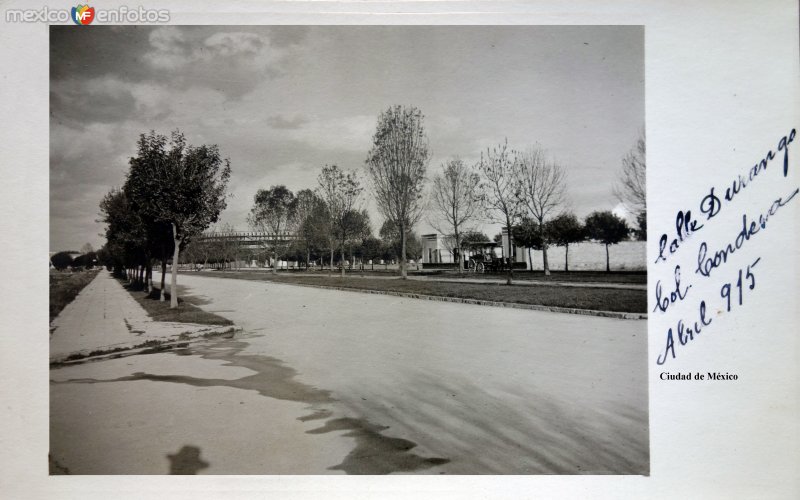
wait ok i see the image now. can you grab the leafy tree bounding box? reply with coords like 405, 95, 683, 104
70, 254, 85, 270
360, 236, 383, 270
96, 246, 111, 270
213, 222, 240, 271
366, 105, 429, 279
294, 189, 327, 269
405, 233, 423, 269
248, 185, 297, 274
584, 211, 630, 272
317, 165, 363, 276
380, 219, 423, 270
460, 231, 491, 247
380, 240, 397, 269
478, 139, 522, 284
51, 251, 74, 271
83, 251, 98, 269
513, 146, 567, 276
429, 158, 481, 273
512, 218, 544, 271
545, 213, 585, 272
634, 210, 647, 241
124, 130, 231, 308
99, 188, 147, 282
459, 230, 492, 267
340, 209, 372, 269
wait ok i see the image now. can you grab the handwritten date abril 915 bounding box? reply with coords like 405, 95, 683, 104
656, 257, 762, 365
656, 300, 712, 365
720, 258, 760, 312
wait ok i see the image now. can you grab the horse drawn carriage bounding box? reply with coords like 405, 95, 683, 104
464, 240, 509, 273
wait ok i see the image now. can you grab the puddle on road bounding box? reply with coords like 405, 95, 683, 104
297, 408, 333, 422
54, 336, 450, 474
54, 339, 334, 404
307, 417, 450, 474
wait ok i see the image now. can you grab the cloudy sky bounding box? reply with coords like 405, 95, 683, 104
50, 25, 643, 252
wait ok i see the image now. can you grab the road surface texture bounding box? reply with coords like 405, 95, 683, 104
50, 273, 648, 475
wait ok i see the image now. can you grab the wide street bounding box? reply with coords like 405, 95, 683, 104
50, 272, 648, 475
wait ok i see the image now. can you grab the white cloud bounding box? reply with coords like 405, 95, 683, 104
144, 26, 188, 69
204, 32, 266, 57
279, 115, 376, 153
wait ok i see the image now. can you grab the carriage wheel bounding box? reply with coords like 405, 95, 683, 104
468, 260, 476, 272
476, 262, 485, 273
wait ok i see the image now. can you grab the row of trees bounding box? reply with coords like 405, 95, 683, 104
512, 211, 631, 273
388, 107, 645, 283
98, 131, 231, 308
245, 106, 433, 279
50, 246, 99, 271
97, 105, 644, 295
181, 218, 423, 272
242, 105, 644, 282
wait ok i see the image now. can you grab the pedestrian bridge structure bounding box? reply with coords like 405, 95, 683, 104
198, 230, 298, 252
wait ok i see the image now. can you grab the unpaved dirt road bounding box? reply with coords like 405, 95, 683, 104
50, 273, 648, 474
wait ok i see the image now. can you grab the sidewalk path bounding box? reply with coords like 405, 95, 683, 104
49, 271, 235, 362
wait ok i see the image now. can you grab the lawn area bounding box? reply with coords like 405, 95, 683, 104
50, 269, 100, 322
205, 267, 646, 284
189, 270, 647, 313
422, 269, 647, 285
120, 280, 233, 326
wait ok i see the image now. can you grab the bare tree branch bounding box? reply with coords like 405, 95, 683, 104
512, 145, 568, 276
614, 131, 646, 216
428, 158, 481, 272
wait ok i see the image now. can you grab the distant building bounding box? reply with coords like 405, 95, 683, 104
420, 229, 646, 271
421, 229, 527, 267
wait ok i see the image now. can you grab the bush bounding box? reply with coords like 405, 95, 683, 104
50, 251, 74, 270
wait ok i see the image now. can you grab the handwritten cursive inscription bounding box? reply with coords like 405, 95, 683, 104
653, 129, 797, 366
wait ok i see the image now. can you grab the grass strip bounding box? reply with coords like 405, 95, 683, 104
121, 281, 233, 326
190, 271, 647, 314
50, 269, 100, 322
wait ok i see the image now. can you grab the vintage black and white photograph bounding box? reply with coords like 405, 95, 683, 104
49, 25, 647, 475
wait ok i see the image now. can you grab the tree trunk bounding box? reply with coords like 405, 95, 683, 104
605, 243, 610, 272
329, 247, 334, 277
340, 241, 346, 278
400, 223, 408, 279
306, 248, 310, 271
272, 250, 278, 274
505, 222, 514, 285
170, 223, 181, 309
565, 244, 570, 272
160, 260, 167, 301
454, 228, 463, 275
527, 248, 533, 271
542, 243, 551, 276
